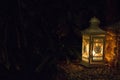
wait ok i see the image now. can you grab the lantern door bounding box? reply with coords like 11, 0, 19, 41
90, 36, 105, 64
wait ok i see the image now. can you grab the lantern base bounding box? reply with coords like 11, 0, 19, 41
80, 61, 105, 68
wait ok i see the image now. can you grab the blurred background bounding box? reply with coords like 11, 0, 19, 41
0, 0, 120, 80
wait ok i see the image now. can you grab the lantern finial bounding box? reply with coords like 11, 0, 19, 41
89, 16, 100, 28
90, 16, 100, 23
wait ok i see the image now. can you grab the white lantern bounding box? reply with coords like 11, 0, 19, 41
81, 17, 106, 67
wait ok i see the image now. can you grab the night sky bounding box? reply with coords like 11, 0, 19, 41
0, 0, 120, 79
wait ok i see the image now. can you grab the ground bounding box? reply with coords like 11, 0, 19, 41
57, 62, 120, 80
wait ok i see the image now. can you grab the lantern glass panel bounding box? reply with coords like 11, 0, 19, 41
82, 35, 90, 62
92, 38, 104, 61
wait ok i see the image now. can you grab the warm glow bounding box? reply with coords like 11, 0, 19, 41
92, 38, 104, 61
93, 43, 103, 57
82, 35, 89, 62
82, 40, 89, 58
105, 31, 116, 64
81, 17, 106, 65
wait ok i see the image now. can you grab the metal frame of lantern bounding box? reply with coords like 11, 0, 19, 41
81, 17, 106, 67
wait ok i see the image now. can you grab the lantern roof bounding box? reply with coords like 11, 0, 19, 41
82, 16, 106, 34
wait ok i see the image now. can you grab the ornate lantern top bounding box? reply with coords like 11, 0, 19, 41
82, 16, 106, 34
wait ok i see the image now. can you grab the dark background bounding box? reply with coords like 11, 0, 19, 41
0, 0, 120, 80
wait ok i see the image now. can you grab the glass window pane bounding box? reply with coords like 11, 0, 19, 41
82, 35, 90, 62
93, 42, 103, 56
82, 40, 89, 62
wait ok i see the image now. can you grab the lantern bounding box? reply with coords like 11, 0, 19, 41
81, 17, 106, 67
